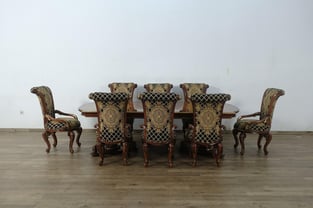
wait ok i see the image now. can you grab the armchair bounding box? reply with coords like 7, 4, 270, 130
232, 88, 285, 155
30, 86, 82, 153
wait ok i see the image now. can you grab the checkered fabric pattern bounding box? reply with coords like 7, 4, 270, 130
180, 83, 209, 112
89, 92, 129, 143
108, 82, 137, 112
188, 94, 231, 144
144, 83, 173, 93
139, 92, 179, 144
89, 92, 128, 102
233, 119, 270, 133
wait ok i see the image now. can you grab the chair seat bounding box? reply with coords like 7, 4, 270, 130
234, 119, 270, 133
46, 117, 81, 131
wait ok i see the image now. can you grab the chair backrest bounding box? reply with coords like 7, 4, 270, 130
30, 86, 55, 125
144, 83, 173, 93
139, 92, 179, 144
89, 92, 129, 143
180, 83, 209, 112
108, 82, 137, 112
260, 88, 285, 123
190, 94, 231, 144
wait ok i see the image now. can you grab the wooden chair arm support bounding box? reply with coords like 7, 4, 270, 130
44, 114, 68, 125
237, 112, 261, 121
55, 110, 78, 119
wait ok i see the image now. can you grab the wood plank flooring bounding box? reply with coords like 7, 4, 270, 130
0, 130, 312, 208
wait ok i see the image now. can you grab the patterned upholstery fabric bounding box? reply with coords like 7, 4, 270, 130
233, 88, 285, 133
31, 86, 55, 118
189, 94, 231, 145
144, 83, 173, 93
180, 83, 209, 112
108, 82, 137, 112
139, 92, 179, 144
89, 92, 129, 143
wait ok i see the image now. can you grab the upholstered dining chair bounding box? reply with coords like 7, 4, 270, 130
139, 92, 179, 168
30, 86, 82, 153
89, 92, 130, 166
108, 82, 137, 112
144, 83, 173, 93
232, 88, 285, 155
186, 94, 231, 167
179, 83, 209, 134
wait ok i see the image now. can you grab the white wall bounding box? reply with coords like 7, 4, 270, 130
1, 0, 312, 131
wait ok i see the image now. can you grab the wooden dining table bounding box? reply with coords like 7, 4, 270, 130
78, 100, 239, 119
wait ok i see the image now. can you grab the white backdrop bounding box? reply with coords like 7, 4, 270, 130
1, 0, 312, 131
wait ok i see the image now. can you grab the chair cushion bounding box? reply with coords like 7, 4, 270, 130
46, 117, 81, 131
234, 119, 270, 133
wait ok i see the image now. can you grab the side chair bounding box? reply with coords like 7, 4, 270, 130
232, 88, 285, 155
179, 83, 209, 135
139, 92, 179, 168
108, 82, 137, 112
187, 93, 231, 167
89, 92, 130, 166
30, 86, 82, 153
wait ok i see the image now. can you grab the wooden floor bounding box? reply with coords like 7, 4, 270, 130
0, 130, 313, 208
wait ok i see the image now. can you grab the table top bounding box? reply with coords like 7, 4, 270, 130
79, 101, 239, 119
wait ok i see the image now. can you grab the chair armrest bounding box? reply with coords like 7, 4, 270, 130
237, 112, 261, 121
55, 110, 78, 119
44, 114, 68, 124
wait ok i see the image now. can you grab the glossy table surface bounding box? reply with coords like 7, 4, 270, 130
79, 101, 239, 119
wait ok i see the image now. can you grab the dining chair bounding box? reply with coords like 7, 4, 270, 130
30, 86, 82, 153
232, 88, 285, 155
179, 83, 209, 135
144, 83, 173, 93
108, 82, 137, 112
139, 92, 179, 167
186, 93, 231, 167
89, 92, 130, 166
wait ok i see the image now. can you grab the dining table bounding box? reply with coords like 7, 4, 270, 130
78, 100, 239, 119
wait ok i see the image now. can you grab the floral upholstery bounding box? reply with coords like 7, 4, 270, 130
187, 93, 230, 167
232, 88, 285, 155
144, 83, 173, 93
108, 82, 137, 112
89, 92, 130, 166
138, 92, 179, 167
30, 86, 82, 153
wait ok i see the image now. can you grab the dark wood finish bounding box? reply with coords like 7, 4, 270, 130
78, 101, 239, 119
